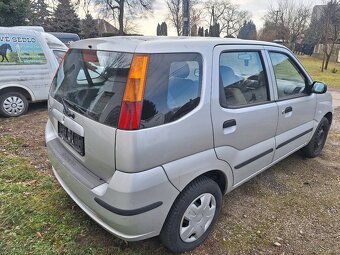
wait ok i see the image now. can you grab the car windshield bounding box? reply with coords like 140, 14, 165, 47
50, 49, 133, 127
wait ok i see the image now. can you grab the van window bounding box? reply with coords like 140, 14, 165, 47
0, 34, 46, 65
140, 53, 202, 129
50, 49, 133, 127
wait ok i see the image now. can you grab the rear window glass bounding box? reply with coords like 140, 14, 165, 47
141, 53, 202, 129
50, 49, 133, 127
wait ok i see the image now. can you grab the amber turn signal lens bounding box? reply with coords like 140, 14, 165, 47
118, 54, 149, 130
123, 54, 149, 102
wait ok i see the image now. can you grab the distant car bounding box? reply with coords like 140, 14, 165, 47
0, 27, 68, 117
48, 32, 80, 46
45, 36, 333, 253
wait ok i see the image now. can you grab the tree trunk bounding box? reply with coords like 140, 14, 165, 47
118, 0, 124, 35
325, 42, 335, 70
321, 51, 326, 72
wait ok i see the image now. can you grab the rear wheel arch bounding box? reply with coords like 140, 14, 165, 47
162, 169, 228, 229
0, 86, 34, 102
201, 170, 228, 195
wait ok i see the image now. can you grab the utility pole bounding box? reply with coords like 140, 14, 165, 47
183, 0, 190, 36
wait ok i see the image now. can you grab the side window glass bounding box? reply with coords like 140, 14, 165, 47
219, 51, 269, 108
269, 52, 307, 99
0, 34, 47, 65
167, 61, 200, 109
141, 53, 202, 129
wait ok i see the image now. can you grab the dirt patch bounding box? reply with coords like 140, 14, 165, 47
0, 102, 50, 173
0, 102, 339, 254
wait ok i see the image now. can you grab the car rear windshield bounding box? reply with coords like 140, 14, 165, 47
50, 49, 133, 127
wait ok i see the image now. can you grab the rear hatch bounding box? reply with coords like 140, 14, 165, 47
48, 49, 133, 181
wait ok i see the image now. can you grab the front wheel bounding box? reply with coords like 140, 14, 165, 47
160, 176, 222, 253
0, 92, 29, 117
301, 117, 330, 158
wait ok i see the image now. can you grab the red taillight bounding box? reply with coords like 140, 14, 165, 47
119, 101, 143, 130
118, 54, 149, 130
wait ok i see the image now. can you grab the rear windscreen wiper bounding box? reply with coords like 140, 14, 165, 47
61, 97, 75, 119
62, 97, 88, 117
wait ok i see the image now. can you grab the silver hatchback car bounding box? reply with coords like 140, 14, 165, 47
46, 37, 333, 253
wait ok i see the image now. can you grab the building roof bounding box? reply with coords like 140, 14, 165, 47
94, 19, 119, 36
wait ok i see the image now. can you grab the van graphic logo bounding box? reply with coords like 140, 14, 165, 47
0, 43, 12, 62
0, 34, 47, 65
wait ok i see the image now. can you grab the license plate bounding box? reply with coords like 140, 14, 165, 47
58, 122, 85, 156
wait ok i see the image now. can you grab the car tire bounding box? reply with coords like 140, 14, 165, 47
301, 117, 330, 158
0, 92, 29, 117
160, 176, 222, 253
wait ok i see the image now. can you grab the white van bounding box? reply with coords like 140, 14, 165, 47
0, 27, 68, 117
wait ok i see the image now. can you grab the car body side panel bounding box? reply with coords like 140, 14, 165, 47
162, 148, 234, 194
215, 137, 275, 186
273, 121, 314, 161
314, 93, 333, 123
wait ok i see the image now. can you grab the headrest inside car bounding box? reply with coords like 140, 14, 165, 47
170, 62, 190, 79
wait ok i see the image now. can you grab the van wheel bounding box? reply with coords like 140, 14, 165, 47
160, 176, 222, 253
301, 117, 330, 158
0, 92, 28, 117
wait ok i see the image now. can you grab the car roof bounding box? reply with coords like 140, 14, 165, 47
70, 36, 287, 53
48, 32, 80, 39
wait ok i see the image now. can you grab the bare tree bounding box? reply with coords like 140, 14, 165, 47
77, 0, 93, 14
263, 0, 311, 48
204, 0, 249, 37
95, 0, 153, 35
165, 0, 203, 36
166, 0, 182, 35
123, 15, 140, 34
321, 0, 340, 70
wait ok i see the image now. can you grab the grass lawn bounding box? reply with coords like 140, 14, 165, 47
0, 135, 146, 255
298, 56, 340, 88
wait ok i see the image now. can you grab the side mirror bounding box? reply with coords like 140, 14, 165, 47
311, 81, 327, 94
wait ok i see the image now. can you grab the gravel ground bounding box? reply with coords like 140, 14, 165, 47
0, 99, 339, 254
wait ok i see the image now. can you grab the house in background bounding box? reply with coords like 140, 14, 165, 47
311, 5, 340, 63
95, 19, 119, 37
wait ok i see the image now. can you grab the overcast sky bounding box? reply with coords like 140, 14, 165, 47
131, 0, 326, 36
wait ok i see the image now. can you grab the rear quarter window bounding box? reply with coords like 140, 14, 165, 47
141, 53, 202, 129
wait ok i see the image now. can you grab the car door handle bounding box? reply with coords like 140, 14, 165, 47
223, 119, 236, 128
282, 106, 293, 114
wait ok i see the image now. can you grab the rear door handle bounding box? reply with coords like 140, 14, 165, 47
223, 119, 236, 128
283, 106, 293, 114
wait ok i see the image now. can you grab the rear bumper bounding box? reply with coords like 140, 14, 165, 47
46, 123, 179, 241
